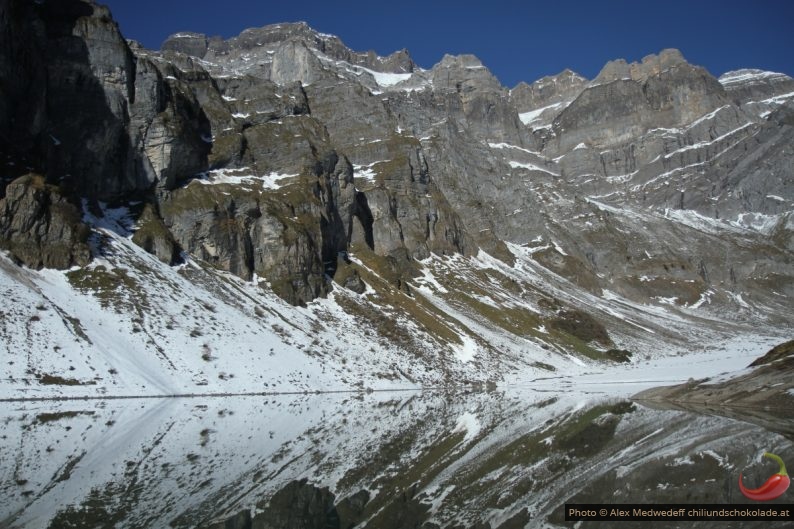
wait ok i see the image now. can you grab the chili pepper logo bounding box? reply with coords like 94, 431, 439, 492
739, 452, 790, 501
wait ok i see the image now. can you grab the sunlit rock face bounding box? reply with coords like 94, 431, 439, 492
3, 0, 793, 307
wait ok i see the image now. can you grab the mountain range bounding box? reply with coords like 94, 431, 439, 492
1, 0, 792, 400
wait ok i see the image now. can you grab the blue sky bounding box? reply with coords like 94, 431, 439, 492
102, 0, 794, 88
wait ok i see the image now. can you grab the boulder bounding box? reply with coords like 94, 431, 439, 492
0, 174, 90, 269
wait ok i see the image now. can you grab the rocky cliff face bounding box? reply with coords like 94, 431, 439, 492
0, 0, 792, 398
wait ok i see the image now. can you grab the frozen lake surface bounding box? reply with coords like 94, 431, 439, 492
2, 363, 792, 529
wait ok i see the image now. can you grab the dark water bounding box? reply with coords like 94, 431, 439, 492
1, 390, 792, 528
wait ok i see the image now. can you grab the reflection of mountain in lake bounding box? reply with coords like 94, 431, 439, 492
2, 392, 791, 528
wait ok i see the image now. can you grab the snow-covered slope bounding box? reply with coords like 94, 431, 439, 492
1, 200, 786, 400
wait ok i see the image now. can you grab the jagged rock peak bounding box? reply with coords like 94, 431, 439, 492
515, 68, 588, 90
435, 54, 486, 69
593, 48, 689, 84
162, 21, 416, 74
428, 54, 503, 93
161, 32, 209, 57
510, 68, 588, 113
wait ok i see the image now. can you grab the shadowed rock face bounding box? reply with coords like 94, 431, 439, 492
0, 0, 210, 202
0, 0, 48, 160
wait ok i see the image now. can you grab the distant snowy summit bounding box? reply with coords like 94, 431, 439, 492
160, 21, 416, 81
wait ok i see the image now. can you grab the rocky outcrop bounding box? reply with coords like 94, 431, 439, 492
0, 174, 90, 269
350, 135, 470, 261
152, 21, 794, 314
158, 114, 362, 305
217, 76, 309, 125
335, 489, 370, 528
130, 202, 180, 264
36, 0, 139, 199
270, 40, 330, 86
426, 54, 526, 144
